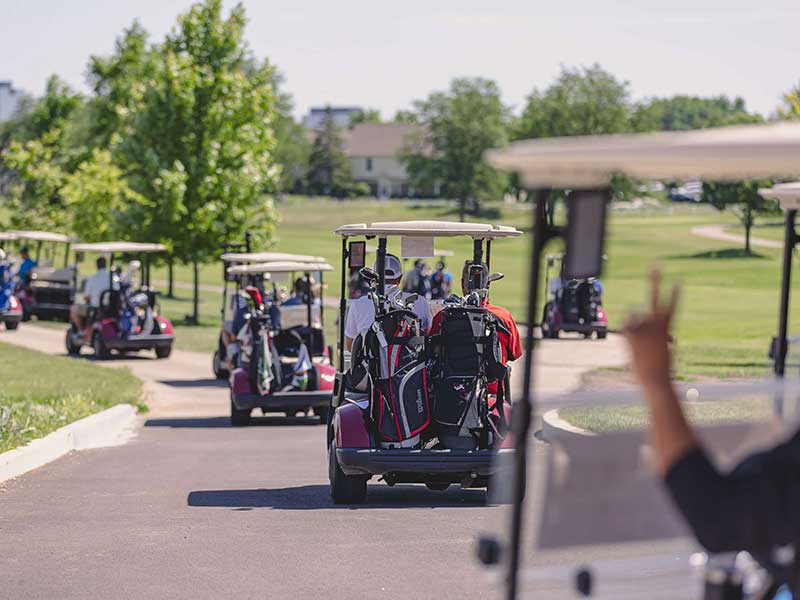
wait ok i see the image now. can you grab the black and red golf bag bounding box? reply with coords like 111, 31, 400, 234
429, 306, 507, 450
351, 308, 431, 448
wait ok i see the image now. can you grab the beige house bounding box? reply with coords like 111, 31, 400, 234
341, 123, 439, 198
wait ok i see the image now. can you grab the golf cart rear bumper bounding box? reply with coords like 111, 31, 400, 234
104, 334, 174, 350
557, 322, 607, 333
336, 447, 511, 477
0, 310, 22, 324
232, 390, 330, 411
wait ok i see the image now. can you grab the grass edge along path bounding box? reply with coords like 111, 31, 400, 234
0, 342, 144, 453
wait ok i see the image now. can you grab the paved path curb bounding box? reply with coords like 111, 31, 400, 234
540, 408, 595, 443
0, 404, 138, 484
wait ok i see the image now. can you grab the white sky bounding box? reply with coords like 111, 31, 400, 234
2, 0, 798, 120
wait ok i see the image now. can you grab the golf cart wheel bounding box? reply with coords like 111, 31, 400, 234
329, 442, 367, 504
230, 394, 251, 427
5, 320, 19, 330
212, 349, 229, 379
315, 405, 329, 425
155, 345, 172, 359
425, 482, 450, 492
65, 328, 80, 355
92, 333, 109, 360
597, 330, 607, 339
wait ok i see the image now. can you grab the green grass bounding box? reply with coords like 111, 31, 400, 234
0, 342, 143, 453
560, 398, 771, 433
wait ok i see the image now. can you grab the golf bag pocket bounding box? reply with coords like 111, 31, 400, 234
434, 376, 483, 449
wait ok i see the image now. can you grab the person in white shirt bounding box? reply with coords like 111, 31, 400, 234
344, 253, 431, 350
70, 257, 118, 329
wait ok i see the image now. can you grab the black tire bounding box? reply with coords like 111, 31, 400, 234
597, 330, 607, 340
315, 405, 329, 425
583, 332, 593, 339
425, 482, 450, 492
155, 345, 172, 359
213, 348, 229, 379
65, 328, 80, 355
230, 394, 251, 427
329, 442, 367, 504
6, 320, 19, 330
93, 333, 109, 360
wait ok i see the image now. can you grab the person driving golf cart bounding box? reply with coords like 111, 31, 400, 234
16, 247, 36, 282
70, 256, 117, 330
344, 253, 431, 350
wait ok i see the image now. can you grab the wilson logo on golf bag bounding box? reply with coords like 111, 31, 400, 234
351, 310, 431, 448
430, 307, 506, 449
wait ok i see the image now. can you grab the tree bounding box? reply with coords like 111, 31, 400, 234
632, 95, 761, 131
702, 181, 780, 255
349, 108, 381, 125
306, 108, 355, 198
114, 0, 279, 323
393, 110, 418, 124
401, 78, 509, 220
778, 83, 800, 120
515, 64, 631, 140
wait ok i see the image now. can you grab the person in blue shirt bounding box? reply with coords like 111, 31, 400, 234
0, 249, 14, 310
16, 247, 37, 282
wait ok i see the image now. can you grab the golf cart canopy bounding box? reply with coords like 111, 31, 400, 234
486, 122, 800, 187
759, 181, 800, 209
10, 230, 78, 243
0, 232, 18, 242
226, 261, 333, 276
72, 242, 167, 254
334, 221, 522, 239
220, 251, 326, 264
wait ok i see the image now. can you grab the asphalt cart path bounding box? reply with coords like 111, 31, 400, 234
0, 325, 627, 599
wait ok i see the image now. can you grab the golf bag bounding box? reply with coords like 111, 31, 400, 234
239, 313, 279, 396
429, 306, 506, 450
350, 308, 431, 448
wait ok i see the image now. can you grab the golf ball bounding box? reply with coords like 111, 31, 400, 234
685, 388, 699, 401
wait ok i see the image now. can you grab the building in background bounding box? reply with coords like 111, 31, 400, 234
342, 123, 438, 198
303, 106, 362, 130
0, 81, 23, 122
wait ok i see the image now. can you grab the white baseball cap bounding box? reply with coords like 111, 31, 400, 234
375, 254, 402, 279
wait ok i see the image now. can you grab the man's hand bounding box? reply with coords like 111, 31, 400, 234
623, 269, 679, 389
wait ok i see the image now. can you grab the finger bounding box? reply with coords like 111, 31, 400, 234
665, 283, 680, 327
649, 268, 661, 315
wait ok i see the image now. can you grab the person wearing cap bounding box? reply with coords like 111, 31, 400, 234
16, 247, 36, 282
344, 253, 431, 350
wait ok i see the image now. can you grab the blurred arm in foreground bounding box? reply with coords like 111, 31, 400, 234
625, 270, 800, 560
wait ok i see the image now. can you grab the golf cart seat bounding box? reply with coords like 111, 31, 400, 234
32, 266, 75, 283
98, 289, 121, 319
280, 325, 325, 356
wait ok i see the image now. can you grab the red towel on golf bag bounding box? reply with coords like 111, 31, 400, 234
359, 309, 431, 448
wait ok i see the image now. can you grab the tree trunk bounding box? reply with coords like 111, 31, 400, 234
459, 197, 466, 222
192, 260, 199, 324
167, 258, 174, 298
744, 205, 752, 256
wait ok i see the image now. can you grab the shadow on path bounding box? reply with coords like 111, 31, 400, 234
668, 248, 766, 260
144, 416, 323, 428
187, 484, 487, 510
158, 378, 228, 388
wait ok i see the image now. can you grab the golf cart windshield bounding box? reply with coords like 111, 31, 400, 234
484, 122, 800, 598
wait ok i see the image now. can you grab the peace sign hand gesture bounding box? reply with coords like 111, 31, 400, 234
624, 269, 680, 389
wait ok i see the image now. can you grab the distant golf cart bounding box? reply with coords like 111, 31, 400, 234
213, 250, 327, 379
66, 242, 174, 360
483, 123, 800, 599
328, 220, 521, 503
10, 230, 79, 322
0, 232, 22, 330
224, 259, 336, 426
541, 252, 607, 339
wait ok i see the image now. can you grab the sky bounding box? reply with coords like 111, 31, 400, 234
2, 0, 799, 120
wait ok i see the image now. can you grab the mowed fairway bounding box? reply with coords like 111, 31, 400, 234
151, 198, 788, 379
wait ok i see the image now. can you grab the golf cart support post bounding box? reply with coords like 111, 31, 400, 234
485, 122, 800, 600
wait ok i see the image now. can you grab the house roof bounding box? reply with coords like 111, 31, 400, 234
341, 123, 426, 157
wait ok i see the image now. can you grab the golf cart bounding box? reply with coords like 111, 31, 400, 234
65, 241, 174, 359
328, 220, 521, 503
541, 252, 608, 339
226, 260, 336, 426
0, 232, 22, 330
213, 250, 327, 379
480, 122, 800, 599
10, 230, 79, 321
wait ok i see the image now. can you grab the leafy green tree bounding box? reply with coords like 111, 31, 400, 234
393, 110, 418, 124
632, 95, 761, 131
401, 78, 509, 220
114, 0, 279, 322
702, 181, 780, 255
778, 83, 800, 120
306, 108, 355, 198
350, 108, 381, 125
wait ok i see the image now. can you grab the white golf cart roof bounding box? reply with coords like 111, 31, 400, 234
10, 230, 78, 243
365, 245, 455, 257
220, 251, 326, 263
0, 232, 18, 241
334, 220, 522, 239
226, 260, 334, 276
759, 181, 800, 210
72, 241, 167, 254
486, 122, 800, 187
